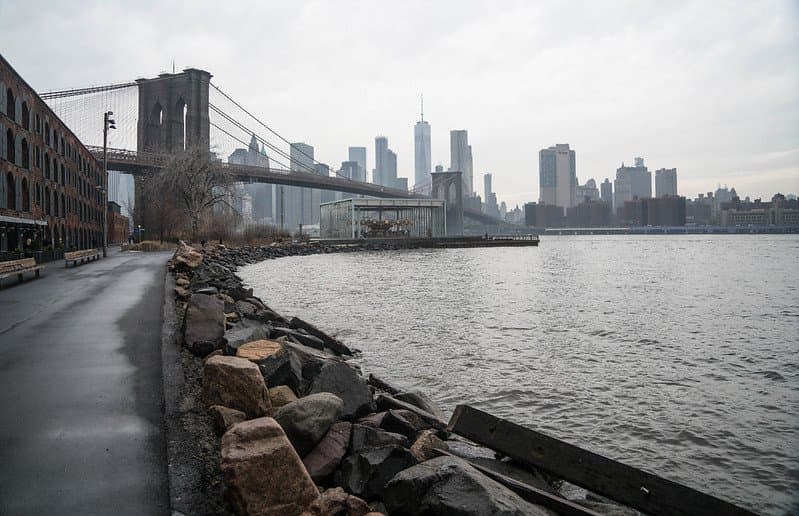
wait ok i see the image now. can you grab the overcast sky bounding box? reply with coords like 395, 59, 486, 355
2, 0, 797, 206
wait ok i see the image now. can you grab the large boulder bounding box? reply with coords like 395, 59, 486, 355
300, 487, 371, 516
383, 456, 550, 515
183, 293, 225, 357
275, 393, 345, 457
202, 355, 271, 418
303, 422, 352, 483
308, 360, 375, 419
335, 445, 417, 501
221, 417, 319, 515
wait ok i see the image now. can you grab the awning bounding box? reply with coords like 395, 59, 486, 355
0, 215, 48, 226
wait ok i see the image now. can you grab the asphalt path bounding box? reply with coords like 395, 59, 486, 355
0, 250, 171, 515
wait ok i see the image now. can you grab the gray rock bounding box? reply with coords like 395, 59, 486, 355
309, 359, 375, 419
335, 445, 417, 500
275, 393, 345, 457
223, 320, 270, 355
303, 422, 352, 483
350, 424, 409, 452
380, 409, 432, 440
273, 327, 326, 350
394, 391, 446, 421
183, 293, 225, 357
383, 456, 551, 515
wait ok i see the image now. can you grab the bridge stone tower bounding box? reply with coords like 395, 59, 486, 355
134, 69, 212, 226
431, 171, 463, 236
136, 68, 212, 154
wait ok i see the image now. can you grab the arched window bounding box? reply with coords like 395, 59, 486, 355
44, 153, 50, 179
60, 193, 65, 218
21, 102, 29, 130
6, 89, 14, 119
6, 173, 15, 210
21, 138, 29, 169
60, 164, 65, 185
5, 128, 14, 163
21, 178, 29, 211
44, 123, 50, 146
44, 186, 50, 215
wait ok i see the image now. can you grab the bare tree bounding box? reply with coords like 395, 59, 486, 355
150, 148, 235, 242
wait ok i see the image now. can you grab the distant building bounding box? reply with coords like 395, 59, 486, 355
372, 137, 405, 190
107, 201, 130, 244
655, 168, 677, 197
576, 178, 600, 203
600, 178, 613, 205
450, 130, 473, 195
720, 194, 799, 226
276, 142, 318, 231
539, 144, 576, 213
348, 146, 367, 182
524, 202, 566, 228
340, 161, 359, 180
622, 195, 686, 226
614, 157, 651, 211
414, 112, 431, 189
686, 193, 713, 225
483, 173, 499, 218
229, 135, 272, 224
567, 199, 612, 227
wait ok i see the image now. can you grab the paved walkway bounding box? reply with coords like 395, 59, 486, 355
0, 250, 171, 515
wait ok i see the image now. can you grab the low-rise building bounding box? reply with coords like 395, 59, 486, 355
720, 194, 799, 226
107, 201, 130, 244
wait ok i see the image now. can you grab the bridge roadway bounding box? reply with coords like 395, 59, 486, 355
0, 250, 170, 515
90, 147, 510, 226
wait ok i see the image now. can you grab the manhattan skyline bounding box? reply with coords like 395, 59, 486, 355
1, 1, 797, 206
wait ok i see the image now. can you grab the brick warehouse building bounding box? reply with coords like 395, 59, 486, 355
0, 54, 103, 256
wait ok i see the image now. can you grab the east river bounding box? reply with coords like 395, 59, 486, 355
239, 235, 799, 515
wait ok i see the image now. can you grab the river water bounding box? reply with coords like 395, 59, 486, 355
239, 235, 799, 515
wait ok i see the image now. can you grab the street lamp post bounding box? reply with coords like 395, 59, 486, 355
102, 111, 116, 257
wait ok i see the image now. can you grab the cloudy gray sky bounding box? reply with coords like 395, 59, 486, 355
2, 0, 797, 206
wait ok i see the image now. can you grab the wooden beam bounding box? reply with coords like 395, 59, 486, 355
447, 405, 756, 516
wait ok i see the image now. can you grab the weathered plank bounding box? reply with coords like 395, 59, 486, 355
447, 405, 756, 516
432, 448, 603, 516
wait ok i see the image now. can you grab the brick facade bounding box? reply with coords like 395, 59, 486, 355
1, 53, 103, 253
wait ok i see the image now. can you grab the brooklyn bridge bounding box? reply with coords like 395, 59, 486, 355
40, 68, 506, 227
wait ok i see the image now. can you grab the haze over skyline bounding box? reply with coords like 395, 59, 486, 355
1, 0, 797, 206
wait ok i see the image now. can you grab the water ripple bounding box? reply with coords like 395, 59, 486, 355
240, 235, 799, 516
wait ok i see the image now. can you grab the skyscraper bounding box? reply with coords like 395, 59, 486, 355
483, 172, 499, 218
228, 135, 272, 223
600, 178, 613, 205
449, 130, 473, 195
374, 137, 388, 186
655, 168, 678, 197
278, 142, 318, 230
539, 144, 576, 212
614, 157, 652, 211
348, 146, 367, 182
414, 99, 431, 189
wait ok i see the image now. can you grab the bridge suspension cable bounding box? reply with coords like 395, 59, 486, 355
39, 81, 137, 100
209, 82, 323, 171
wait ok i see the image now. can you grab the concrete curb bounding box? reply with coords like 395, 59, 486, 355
161, 270, 201, 516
